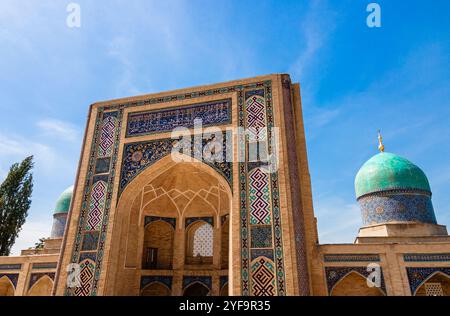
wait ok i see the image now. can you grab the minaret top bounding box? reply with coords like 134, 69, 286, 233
378, 130, 385, 152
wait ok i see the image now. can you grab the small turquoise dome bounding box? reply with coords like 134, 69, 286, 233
355, 152, 431, 199
54, 185, 74, 214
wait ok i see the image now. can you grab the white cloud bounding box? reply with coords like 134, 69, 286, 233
315, 197, 361, 244
10, 219, 52, 256
37, 119, 80, 142
0, 133, 58, 176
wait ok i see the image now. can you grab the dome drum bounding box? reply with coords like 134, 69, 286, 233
51, 213, 67, 238
359, 191, 437, 227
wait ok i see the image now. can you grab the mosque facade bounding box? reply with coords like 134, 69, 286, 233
0, 74, 449, 296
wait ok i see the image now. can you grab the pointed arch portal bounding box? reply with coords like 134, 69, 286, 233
109, 155, 232, 295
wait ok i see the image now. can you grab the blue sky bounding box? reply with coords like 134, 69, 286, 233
1, 0, 449, 254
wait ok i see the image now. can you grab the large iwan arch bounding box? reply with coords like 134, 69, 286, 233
106, 155, 232, 295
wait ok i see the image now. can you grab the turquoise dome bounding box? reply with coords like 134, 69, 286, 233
355, 152, 431, 199
54, 185, 74, 214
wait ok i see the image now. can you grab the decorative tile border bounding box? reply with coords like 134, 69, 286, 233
32, 262, 57, 270
406, 267, 450, 294
324, 254, 381, 263
67, 109, 123, 296
404, 253, 450, 262
240, 85, 286, 296
0, 264, 22, 271
126, 99, 232, 137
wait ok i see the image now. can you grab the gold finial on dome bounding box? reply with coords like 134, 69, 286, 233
378, 130, 385, 152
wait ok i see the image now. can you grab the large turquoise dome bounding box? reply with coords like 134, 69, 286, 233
54, 185, 74, 214
355, 152, 431, 199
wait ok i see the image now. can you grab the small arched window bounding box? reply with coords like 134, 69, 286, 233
193, 223, 213, 257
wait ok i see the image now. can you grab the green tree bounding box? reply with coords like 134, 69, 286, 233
33, 237, 46, 250
0, 156, 34, 256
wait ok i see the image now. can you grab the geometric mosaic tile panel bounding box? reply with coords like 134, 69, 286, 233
250, 257, 276, 296
238, 85, 286, 296
85, 180, 107, 231
81, 231, 100, 251
73, 259, 95, 297
98, 114, 117, 158
249, 168, 271, 225
250, 226, 272, 248
94, 157, 111, 174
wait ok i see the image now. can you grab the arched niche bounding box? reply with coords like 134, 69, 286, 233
330, 271, 385, 296
415, 272, 450, 296
142, 220, 175, 270
0, 276, 15, 296
141, 282, 171, 296
185, 221, 214, 265
183, 282, 210, 296
27, 275, 53, 296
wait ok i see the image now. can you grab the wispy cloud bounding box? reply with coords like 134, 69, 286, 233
315, 197, 361, 244
37, 119, 80, 142
290, 0, 337, 81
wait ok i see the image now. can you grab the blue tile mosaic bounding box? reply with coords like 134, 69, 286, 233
126, 99, 232, 137
358, 191, 436, 226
